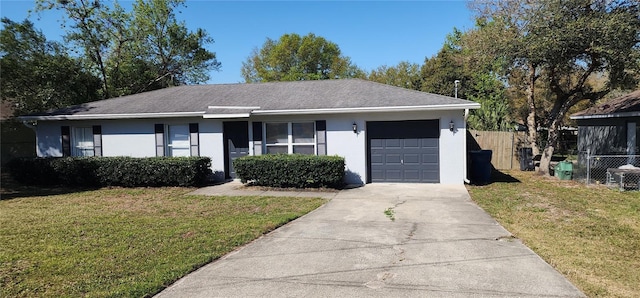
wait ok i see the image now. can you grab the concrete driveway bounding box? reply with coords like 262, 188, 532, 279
157, 183, 584, 297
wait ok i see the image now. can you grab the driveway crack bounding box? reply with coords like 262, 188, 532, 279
383, 198, 407, 221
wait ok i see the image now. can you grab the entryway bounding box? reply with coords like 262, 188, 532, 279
223, 121, 249, 179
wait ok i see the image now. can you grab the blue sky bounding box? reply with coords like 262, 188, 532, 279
1, 0, 475, 84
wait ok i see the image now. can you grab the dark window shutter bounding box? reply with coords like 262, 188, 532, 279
61, 126, 71, 157
189, 123, 199, 156
155, 124, 165, 156
252, 122, 263, 155
92, 125, 102, 156
316, 120, 327, 156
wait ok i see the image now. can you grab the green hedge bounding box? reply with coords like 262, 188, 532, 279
6, 156, 212, 187
233, 154, 345, 188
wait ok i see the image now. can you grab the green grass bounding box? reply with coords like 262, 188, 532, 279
0, 186, 325, 297
467, 171, 640, 298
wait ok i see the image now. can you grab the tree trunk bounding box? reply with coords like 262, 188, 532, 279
538, 121, 560, 175
538, 94, 570, 176
526, 63, 539, 156
96, 49, 109, 99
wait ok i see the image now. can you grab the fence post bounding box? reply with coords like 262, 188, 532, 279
586, 149, 591, 185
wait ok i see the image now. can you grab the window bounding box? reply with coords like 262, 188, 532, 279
265, 122, 315, 154
72, 127, 94, 156
155, 123, 199, 157
167, 125, 191, 157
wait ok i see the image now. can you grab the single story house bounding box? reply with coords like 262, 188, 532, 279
18, 79, 480, 185
570, 90, 640, 156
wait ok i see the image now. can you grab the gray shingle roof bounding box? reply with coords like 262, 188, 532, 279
571, 90, 640, 119
22, 79, 479, 120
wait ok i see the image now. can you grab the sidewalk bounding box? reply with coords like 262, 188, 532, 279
188, 180, 340, 199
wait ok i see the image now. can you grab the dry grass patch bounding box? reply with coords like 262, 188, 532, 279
0, 186, 325, 297
467, 171, 640, 298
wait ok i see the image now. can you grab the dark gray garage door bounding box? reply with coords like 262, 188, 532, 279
367, 120, 439, 183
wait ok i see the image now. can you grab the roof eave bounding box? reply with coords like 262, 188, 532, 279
252, 103, 481, 116
203, 113, 251, 119
18, 103, 481, 120
570, 111, 640, 120
17, 111, 206, 121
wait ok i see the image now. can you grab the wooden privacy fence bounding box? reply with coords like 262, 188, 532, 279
468, 130, 527, 170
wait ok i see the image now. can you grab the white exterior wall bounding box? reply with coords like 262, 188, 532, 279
323, 110, 466, 185
101, 120, 155, 157
35, 109, 468, 184
436, 110, 467, 184
36, 121, 64, 157
35, 118, 226, 179
198, 120, 225, 180
326, 117, 367, 184
251, 109, 467, 185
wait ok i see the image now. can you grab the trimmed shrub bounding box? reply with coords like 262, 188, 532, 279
5, 157, 60, 186
233, 154, 345, 188
6, 156, 211, 187
95, 157, 211, 187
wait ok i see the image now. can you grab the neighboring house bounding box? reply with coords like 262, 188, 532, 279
18, 79, 480, 184
570, 90, 640, 156
1, 102, 36, 165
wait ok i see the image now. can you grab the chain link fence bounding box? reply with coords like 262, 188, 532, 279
574, 150, 640, 190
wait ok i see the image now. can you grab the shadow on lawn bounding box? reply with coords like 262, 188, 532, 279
491, 169, 521, 183
469, 167, 521, 186
468, 169, 520, 186
0, 171, 97, 200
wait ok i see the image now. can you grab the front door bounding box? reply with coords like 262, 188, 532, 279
223, 121, 249, 179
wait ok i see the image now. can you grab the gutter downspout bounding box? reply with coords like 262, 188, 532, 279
463, 109, 470, 184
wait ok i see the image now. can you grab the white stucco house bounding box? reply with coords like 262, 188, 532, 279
18, 79, 480, 185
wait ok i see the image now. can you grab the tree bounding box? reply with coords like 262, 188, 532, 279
35, 0, 220, 98
466, 73, 510, 130
368, 61, 422, 90
420, 28, 472, 98
35, 0, 117, 98
127, 0, 220, 93
468, 2, 545, 156
419, 27, 511, 129
0, 18, 101, 116
241, 33, 363, 82
472, 0, 640, 175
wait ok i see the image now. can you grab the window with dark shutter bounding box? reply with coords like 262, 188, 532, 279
189, 123, 199, 156
252, 121, 263, 155
93, 125, 102, 156
155, 124, 165, 156
61, 126, 71, 157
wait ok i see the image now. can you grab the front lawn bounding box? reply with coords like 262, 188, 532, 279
0, 187, 325, 297
467, 171, 640, 298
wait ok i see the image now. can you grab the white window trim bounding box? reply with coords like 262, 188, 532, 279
165, 124, 191, 157
71, 127, 94, 157
264, 122, 316, 154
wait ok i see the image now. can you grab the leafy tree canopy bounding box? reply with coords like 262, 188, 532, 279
368, 61, 422, 90
416, 27, 511, 130
241, 33, 364, 82
470, 0, 640, 174
35, 0, 221, 98
420, 28, 473, 98
0, 18, 101, 116
466, 73, 510, 130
